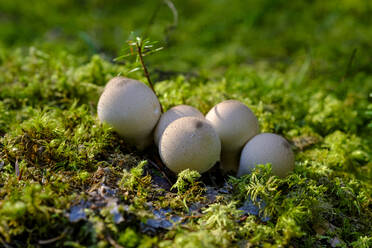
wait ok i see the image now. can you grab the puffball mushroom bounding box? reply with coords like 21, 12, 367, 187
154, 105, 204, 147
159, 116, 221, 174
97, 76, 161, 150
237, 133, 294, 178
205, 100, 259, 173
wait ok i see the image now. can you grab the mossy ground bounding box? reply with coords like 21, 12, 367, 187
0, 1, 371, 247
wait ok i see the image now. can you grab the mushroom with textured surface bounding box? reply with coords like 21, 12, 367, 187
97, 76, 161, 150
206, 100, 259, 174
237, 133, 294, 178
154, 105, 204, 147
159, 116, 221, 174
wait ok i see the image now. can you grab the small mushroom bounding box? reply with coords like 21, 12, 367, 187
237, 133, 294, 178
97, 76, 161, 150
154, 105, 204, 147
159, 116, 221, 174
205, 100, 259, 173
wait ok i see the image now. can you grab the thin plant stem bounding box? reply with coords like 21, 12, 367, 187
341, 48, 357, 82
136, 40, 164, 113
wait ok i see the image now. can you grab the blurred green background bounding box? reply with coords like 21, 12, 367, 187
1, 0, 372, 76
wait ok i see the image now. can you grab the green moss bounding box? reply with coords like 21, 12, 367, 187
159, 229, 230, 248
0, 47, 371, 246
171, 169, 202, 194
118, 228, 140, 248
119, 160, 151, 199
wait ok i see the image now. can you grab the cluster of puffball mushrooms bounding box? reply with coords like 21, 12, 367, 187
97, 77, 294, 177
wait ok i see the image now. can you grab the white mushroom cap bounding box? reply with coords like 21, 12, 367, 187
97, 76, 161, 150
159, 116, 221, 174
205, 100, 259, 172
154, 105, 204, 147
238, 133, 294, 178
